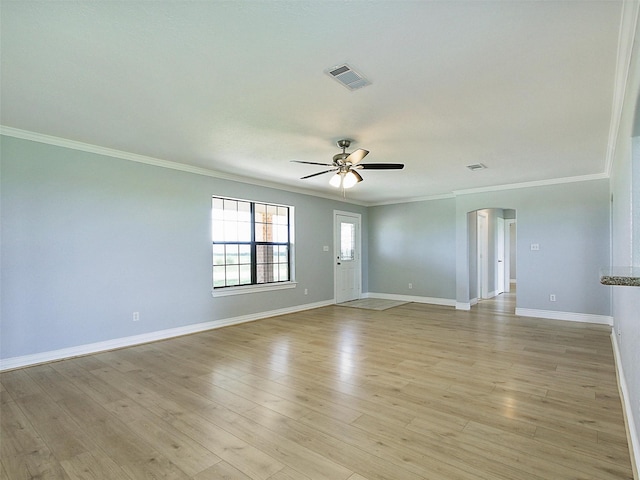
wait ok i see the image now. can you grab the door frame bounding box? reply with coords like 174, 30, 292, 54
477, 211, 489, 300
333, 210, 362, 303
497, 217, 505, 295
504, 219, 516, 293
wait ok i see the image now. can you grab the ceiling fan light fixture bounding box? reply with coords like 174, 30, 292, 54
329, 173, 343, 188
292, 139, 403, 190
342, 170, 359, 189
329, 170, 360, 189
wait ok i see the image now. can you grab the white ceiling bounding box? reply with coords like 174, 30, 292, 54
0, 1, 629, 204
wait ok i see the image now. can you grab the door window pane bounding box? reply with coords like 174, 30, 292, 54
341, 222, 355, 261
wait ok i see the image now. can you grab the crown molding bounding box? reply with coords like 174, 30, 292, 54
341, 171, 610, 206
368, 193, 455, 207
0, 125, 611, 207
605, 0, 640, 176
0, 126, 368, 206
452, 172, 609, 196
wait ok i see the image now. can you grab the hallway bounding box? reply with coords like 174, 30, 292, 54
476, 284, 516, 315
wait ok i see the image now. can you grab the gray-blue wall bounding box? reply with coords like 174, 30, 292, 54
0, 136, 615, 357
368, 198, 456, 300
609, 10, 640, 464
367, 182, 610, 318
0, 136, 367, 359
455, 180, 611, 316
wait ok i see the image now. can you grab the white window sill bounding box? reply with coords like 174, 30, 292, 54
212, 282, 297, 297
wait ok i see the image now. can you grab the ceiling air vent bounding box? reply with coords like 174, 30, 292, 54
326, 64, 371, 91
466, 163, 487, 171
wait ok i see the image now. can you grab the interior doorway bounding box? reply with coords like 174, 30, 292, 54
469, 208, 517, 313
476, 284, 517, 315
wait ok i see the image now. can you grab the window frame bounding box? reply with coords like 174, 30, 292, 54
211, 196, 296, 297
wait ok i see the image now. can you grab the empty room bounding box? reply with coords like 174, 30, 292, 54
1, 1, 639, 479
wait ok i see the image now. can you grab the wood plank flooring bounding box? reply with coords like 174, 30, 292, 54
1, 293, 634, 479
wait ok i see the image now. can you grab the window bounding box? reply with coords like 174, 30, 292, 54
340, 222, 355, 261
212, 196, 292, 290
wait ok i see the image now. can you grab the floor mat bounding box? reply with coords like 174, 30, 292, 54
338, 298, 408, 311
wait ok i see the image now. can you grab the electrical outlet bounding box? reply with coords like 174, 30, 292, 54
408, 283, 413, 289
549, 294, 556, 302
531, 243, 540, 251
133, 312, 140, 321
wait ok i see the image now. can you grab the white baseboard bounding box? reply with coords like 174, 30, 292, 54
0, 300, 334, 372
455, 298, 479, 310
515, 308, 613, 326
364, 292, 455, 307
611, 332, 639, 479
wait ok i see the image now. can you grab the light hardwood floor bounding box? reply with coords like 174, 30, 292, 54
1, 292, 634, 479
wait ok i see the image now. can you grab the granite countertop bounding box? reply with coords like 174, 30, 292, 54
600, 267, 640, 287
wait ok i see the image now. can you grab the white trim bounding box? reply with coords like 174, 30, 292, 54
370, 193, 455, 207
212, 281, 297, 297
477, 211, 489, 299
456, 301, 471, 311
504, 218, 515, 294
0, 126, 369, 207
515, 308, 613, 326
0, 300, 333, 372
365, 292, 455, 307
453, 173, 609, 197
611, 331, 640, 479
605, 0, 640, 177
368, 174, 610, 206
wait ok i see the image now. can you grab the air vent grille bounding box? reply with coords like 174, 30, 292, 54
326, 64, 371, 91
466, 163, 487, 171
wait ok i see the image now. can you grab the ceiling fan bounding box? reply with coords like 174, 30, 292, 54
291, 139, 404, 189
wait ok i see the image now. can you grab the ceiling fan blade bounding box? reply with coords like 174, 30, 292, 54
301, 168, 338, 179
345, 148, 369, 165
291, 160, 334, 167
351, 170, 363, 183
357, 163, 405, 170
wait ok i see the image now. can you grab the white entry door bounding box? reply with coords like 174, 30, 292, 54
335, 212, 361, 303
